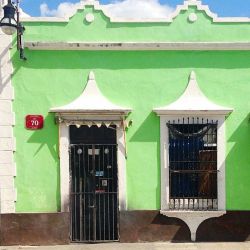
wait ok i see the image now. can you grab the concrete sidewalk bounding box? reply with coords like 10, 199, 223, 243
1, 243, 250, 250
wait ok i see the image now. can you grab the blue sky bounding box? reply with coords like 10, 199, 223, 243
19, 0, 250, 18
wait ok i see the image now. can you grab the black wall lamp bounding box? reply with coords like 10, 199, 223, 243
0, 0, 26, 60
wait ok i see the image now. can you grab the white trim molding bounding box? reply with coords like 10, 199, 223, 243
0, 11, 16, 213
58, 123, 70, 212
25, 42, 250, 51
154, 71, 231, 241
50, 71, 131, 212
20, 0, 250, 23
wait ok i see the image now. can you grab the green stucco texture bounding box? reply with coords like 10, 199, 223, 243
12, 4, 250, 212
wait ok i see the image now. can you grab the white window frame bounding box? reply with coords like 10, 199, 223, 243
160, 115, 226, 212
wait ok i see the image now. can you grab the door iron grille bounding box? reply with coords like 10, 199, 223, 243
168, 118, 218, 211
70, 144, 119, 242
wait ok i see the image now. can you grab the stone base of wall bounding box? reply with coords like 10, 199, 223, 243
1, 211, 250, 245
120, 211, 250, 242
0, 213, 70, 245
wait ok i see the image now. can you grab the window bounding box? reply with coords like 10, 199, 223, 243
153, 71, 232, 241
168, 118, 218, 210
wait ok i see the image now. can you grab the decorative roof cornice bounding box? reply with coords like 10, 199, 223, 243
153, 71, 233, 116
25, 42, 250, 51
21, 0, 250, 23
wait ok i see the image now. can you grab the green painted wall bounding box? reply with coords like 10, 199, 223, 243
12, 4, 250, 212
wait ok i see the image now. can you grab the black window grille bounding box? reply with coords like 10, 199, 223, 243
168, 118, 218, 211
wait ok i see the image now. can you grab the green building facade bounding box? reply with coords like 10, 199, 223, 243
1, 0, 250, 245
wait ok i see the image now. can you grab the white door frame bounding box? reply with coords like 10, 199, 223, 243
59, 122, 127, 212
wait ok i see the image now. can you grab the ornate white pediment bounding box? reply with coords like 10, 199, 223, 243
51, 71, 130, 115
154, 71, 233, 115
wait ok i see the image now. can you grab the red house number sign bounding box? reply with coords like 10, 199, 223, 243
25, 115, 44, 130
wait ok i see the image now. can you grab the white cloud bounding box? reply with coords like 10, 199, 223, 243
40, 0, 174, 19
104, 0, 174, 19
40, 2, 82, 18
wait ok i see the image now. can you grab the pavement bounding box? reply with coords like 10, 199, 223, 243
1, 243, 250, 250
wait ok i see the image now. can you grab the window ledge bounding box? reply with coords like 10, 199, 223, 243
160, 210, 226, 241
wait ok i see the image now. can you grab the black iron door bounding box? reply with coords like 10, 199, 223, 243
70, 143, 119, 242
